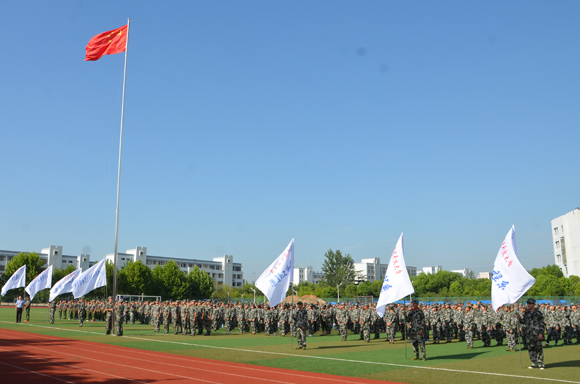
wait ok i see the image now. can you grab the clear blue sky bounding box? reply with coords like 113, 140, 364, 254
1, 1, 579, 282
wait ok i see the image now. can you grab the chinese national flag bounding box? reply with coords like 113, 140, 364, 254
85, 25, 128, 61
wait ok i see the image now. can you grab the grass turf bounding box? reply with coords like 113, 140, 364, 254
1, 307, 579, 384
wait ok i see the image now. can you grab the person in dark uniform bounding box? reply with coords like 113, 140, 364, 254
405, 300, 427, 361
518, 298, 546, 369
294, 301, 308, 350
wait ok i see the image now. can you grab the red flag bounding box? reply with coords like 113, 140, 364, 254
85, 25, 128, 61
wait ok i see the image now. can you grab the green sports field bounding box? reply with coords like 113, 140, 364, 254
1, 307, 578, 384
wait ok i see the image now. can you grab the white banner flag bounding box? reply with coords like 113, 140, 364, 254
376, 233, 415, 317
50, 269, 82, 302
255, 238, 294, 308
25, 265, 53, 301
1, 265, 27, 297
491, 226, 535, 312
72, 258, 107, 299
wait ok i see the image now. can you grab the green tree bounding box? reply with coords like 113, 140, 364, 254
345, 283, 357, 298
321, 249, 358, 287
119, 260, 153, 295
186, 266, 214, 300
356, 281, 374, 297
159, 260, 187, 300
449, 281, 463, 296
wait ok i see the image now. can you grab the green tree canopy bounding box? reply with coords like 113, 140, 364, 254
321, 249, 358, 287
118, 260, 153, 295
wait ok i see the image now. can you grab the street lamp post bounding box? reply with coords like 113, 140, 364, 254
250, 287, 256, 303
337, 282, 343, 304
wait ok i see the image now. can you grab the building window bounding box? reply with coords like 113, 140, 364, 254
554, 227, 558, 235
556, 241, 560, 249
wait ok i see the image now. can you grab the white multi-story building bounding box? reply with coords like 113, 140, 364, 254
354, 257, 417, 282
0, 245, 90, 275
451, 269, 468, 277
105, 247, 244, 287
552, 208, 580, 278
422, 266, 442, 275
478, 272, 492, 279
293, 265, 324, 285
354, 258, 386, 282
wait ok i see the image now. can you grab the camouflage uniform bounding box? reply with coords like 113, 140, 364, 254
163, 302, 171, 333
115, 301, 125, 336
359, 306, 372, 342
336, 305, 349, 341
49, 300, 56, 324
294, 303, 308, 349
406, 302, 427, 360
384, 307, 397, 343
463, 307, 476, 348
151, 301, 160, 332
518, 301, 545, 369
78, 299, 86, 327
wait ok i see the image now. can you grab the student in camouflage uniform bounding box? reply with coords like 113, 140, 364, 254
181, 301, 189, 334
225, 303, 235, 333
236, 303, 245, 334
49, 300, 57, 324
430, 306, 442, 343
371, 304, 381, 339
151, 300, 160, 332
503, 305, 519, 351
359, 304, 372, 342
571, 304, 580, 343
406, 300, 427, 361
336, 303, 348, 341
279, 305, 290, 336
545, 305, 560, 346
454, 306, 465, 342
78, 298, 86, 327
463, 305, 476, 349
294, 301, 308, 349
163, 301, 171, 333
170, 301, 180, 334
115, 299, 125, 336
518, 298, 545, 369
385, 306, 397, 343
104, 297, 114, 335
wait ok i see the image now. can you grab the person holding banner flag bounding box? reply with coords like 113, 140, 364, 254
1, 264, 26, 297
255, 239, 294, 308
491, 226, 535, 312
376, 234, 414, 317
491, 226, 542, 368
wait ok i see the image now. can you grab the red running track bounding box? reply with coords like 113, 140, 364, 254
0, 329, 401, 384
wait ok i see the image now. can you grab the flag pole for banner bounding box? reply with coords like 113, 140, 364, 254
291, 284, 295, 351
518, 299, 523, 369
404, 296, 408, 360
112, 17, 130, 330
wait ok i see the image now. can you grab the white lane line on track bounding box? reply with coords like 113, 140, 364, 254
1, 334, 330, 384
0, 345, 150, 384
0, 336, 233, 384
1, 326, 378, 384
2, 321, 578, 384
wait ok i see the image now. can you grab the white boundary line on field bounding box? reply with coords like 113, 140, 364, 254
2, 321, 579, 384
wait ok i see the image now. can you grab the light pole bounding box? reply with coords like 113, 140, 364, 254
337, 282, 343, 304
250, 287, 256, 303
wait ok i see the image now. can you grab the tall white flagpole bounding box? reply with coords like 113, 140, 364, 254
112, 17, 130, 329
